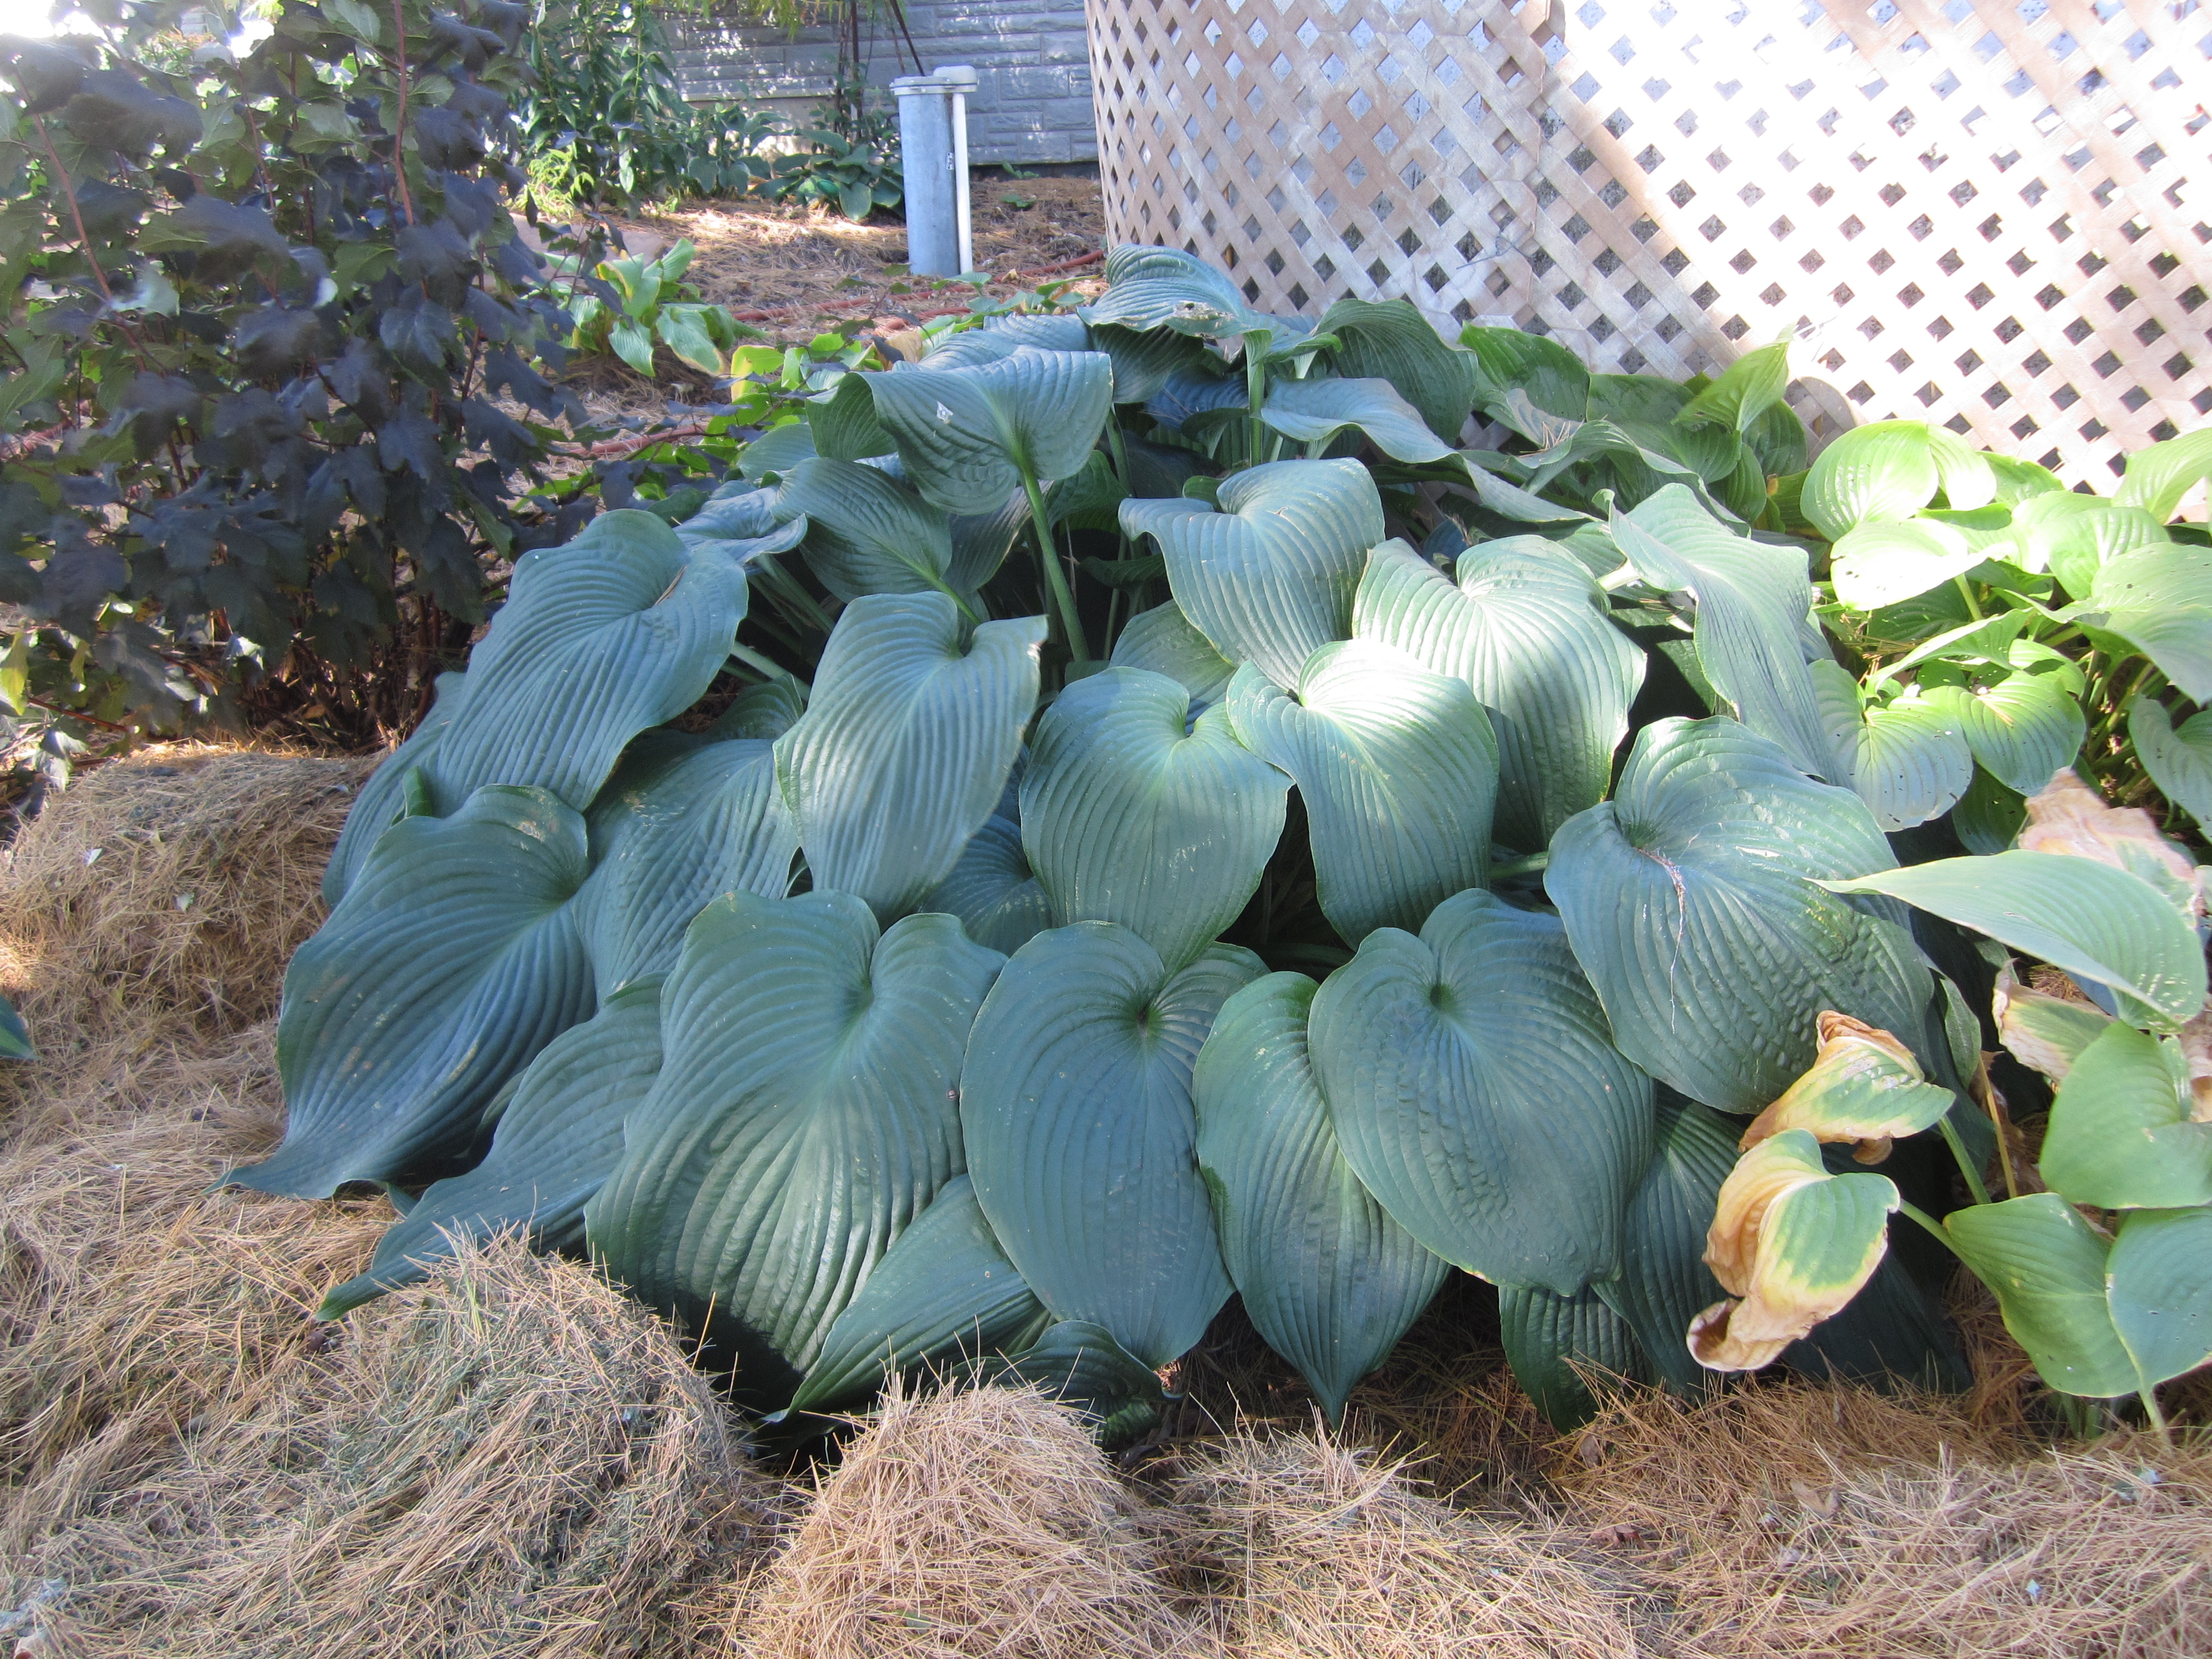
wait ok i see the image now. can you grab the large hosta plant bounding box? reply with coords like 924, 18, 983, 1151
266, 245, 2212, 1438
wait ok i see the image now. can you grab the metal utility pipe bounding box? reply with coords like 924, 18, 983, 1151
893, 65, 977, 278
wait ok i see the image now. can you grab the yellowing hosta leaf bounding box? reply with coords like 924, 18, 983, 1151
1690, 1129, 1900, 1372
2018, 770, 2203, 924
1994, 966, 2112, 1083
2038, 1021, 2212, 1211
1741, 1012, 1955, 1165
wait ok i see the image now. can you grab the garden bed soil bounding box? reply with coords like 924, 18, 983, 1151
3, 747, 2210, 1656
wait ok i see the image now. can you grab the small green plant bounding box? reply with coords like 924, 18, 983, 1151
561, 238, 755, 377
246, 244, 2212, 1443
765, 72, 901, 222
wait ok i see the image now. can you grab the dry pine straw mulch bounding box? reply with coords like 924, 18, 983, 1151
2, 745, 2210, 1657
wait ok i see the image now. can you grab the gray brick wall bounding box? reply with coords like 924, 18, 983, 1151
667, 1, 1096, 166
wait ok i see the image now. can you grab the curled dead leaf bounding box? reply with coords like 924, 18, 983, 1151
1740, 1011, 1952, 1164
2021, 770, 2203, 923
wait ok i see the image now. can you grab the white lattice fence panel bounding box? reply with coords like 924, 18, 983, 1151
1086, 0, 2212, 486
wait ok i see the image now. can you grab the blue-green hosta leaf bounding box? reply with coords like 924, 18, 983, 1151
961, 922, 1263, 1366
863, 349, 1114, 513
775, 457, 986, 607
739, 420, 817, 481
1259, 375, 1452, 462
1679, 340, 1791, 434
810, 369, 893, 461
0, 995, 28, 1062
1802, 421, 1939, 538
920, 815, 1050, 955
1123, 458, 1385, 689
1943, 1195, 2139, 1397
1109, 600, 1237, 712
608, 315, 655, 375
240, 786, 597, 1198
1822, 850, 2206, 1029
1829, 517, 1985, 610
710, 676, 808, 741
1549, 717, 1932, 1113
2078, 541, 2212, 702
316, 977, 666, 1318
1458, 326, 1590, 441
418, 510, 750, 816
2037, 1021, 2212, 1209
2114, 426, 2212, 523
673, 482, 808, 566
1499, 1283, 1650, 1430
1145, 363, 1248, 433
1308, 890, 1655, 1294
2009, 494, 2166, 594
1614, 486, 1836, 779
1021, 666, 1288, 972
1080, 242, 1264, 338
1817, 668, 1975, 831
1193, 972, 1449, 1422
575, 734, 799, 993
1952, 765, 2027, 854
2106, 1206, 2212, 1391
1599, 1090, 1739, 1397
784, 1175, 1049, 1416
1923, 671, 2085, 796
326, 668, 467, 904
587, 893, 1003, 1403
1447, 453, 1595, 524
1227, 644, 1496, 940
2130, 697, 2212, 830
1352, 536, 1642, 849
776, 593, 1044, 922
1316, 296, 1480, 442
956, 1319, 1166, 1446
922, 314, 1091, 366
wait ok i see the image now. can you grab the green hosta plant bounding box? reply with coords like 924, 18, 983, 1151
263, 241, 2212, 1442
563, 238, 755, 377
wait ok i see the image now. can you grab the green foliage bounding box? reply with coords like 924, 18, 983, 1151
260, 241, 2212, 1438
560, 237, 755, 375
0, 0, 593, 782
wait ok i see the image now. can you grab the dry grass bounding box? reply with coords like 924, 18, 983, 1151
738, 1380, 1214, 1658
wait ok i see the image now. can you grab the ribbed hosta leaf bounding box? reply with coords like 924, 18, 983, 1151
326, 668, 466, 904
776, 593, 1044, 922
2131, 697, 2212, 830
2112, 425, 2212, 523
1815, 666, 1974, 832
784, 1175, 1049, 1417
1802, 420, 1940, 538
1459, 326, 1590, 440
921, 313, 1090, 366
1317, 296, 1480, 443
1500, 1283, 1650, 1430
1614, 486, 1836, 779
1308, 890, 1655, 1294
961, 923, 1263, 1367
775, 456, 983, 606
317, 977, 666, 1318
920, 815, 1050, 955
1829, 518, 1984, 610
674, 482, 808, 564
2039, 1021, 2212, 1210
1227, 644, 1496, 940
1598, 1090, 1739, 1396
1352, 535, 1642, 849
1109, 599, 1237, 711
1193, 972, 1449, 1421
1121, 458, 1384, 689
416, 510, 750, 816
1548, 717, 1932, 1114
811, 370, 893, 460
1021, 666, 1288, 972
862, 349, 1114, 513
587, 893, 1003, 1402
239, 786, 597, 1198
576, 734, 799, 993
1259, 376, 1451, 462
1926, 671, 2085, 796
958, 1319, 1167, 1446
2080, 541, 2212, 702
1079, 242, 1263, 338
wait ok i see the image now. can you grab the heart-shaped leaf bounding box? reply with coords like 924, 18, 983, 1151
1353, 535, 1644, 850
1679, 340, 1791, 434
2038, 1021, 2212, 1209
2130, 697, 2212, 831
574, 734, 799, 993
238, 786, 597, 1198
1021, 666, 1288, 972
1316, 296, 1480, 442
920, 814, 1051, 955
776, 593, 1043, 922
809, 370, 893, 461
1079, 243, 1264, 338
1227, 644, 1496, 940
1308, 889, 1655, 1294
1193, 971, 1449, 1421
1550, 717, 1932, 1113
775, 456, 988, 607
2079, 541, 2212, 702
1121, 458, 1384, 690
1802, 420, 1940, 537
1108, 599, 1237, 711
2012, 495, 2166, 597
2105, 1206, 2212, 1391
1924, 670, 2084, 796
1823, 851, 2206, 1029
961, 922, 1262, 1367
316, 977, 665, 1318
1614, 486, 1836, 779
1741, 1013, 1956, 1163
1458, 326, 1590, 440
587, 893, 1003, 1403
1940, 1196, 2142, 1397
1817, 667, 1975, 831
1259, 376, 1452, 463
863, 349, 1114, 513
1599, 1089, 1740, 1397
416, 510, 752, 817
2113, 426, 2212, 523
784, 1174, 1049, 1417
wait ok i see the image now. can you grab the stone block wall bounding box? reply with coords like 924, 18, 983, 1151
667, 1, 1097, 166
